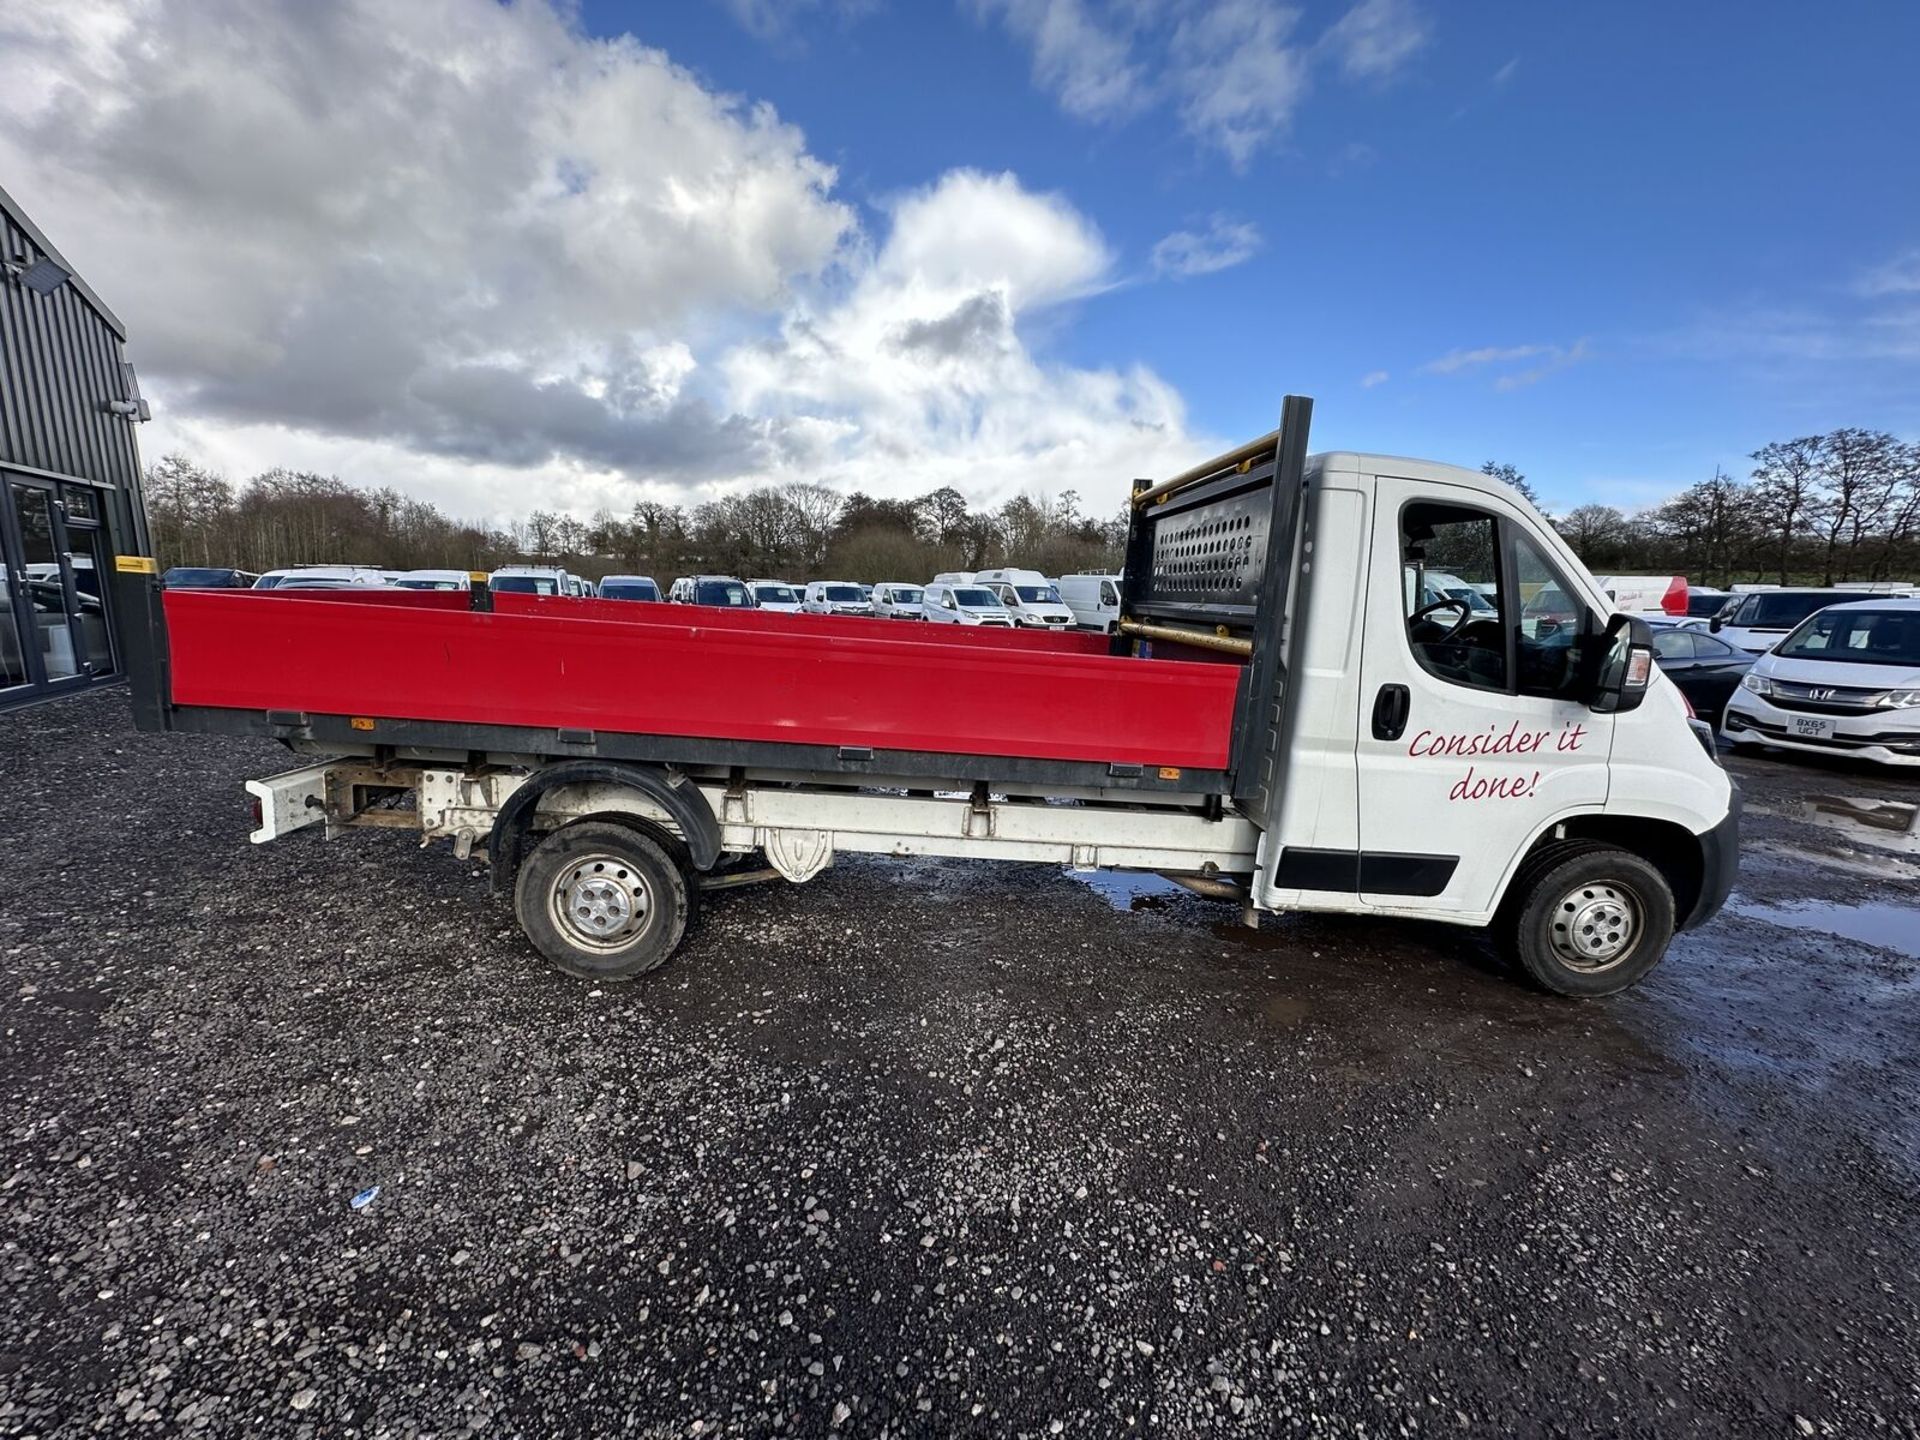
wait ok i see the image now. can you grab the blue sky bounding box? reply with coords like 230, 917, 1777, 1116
592, 0, 1920, 512
5, 0, 1915, 523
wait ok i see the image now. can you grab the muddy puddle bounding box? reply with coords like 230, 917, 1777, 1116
1065, 868, 1188, 911
1728, 896, 1920, 960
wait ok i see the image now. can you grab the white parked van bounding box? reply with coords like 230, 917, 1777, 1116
598, 575, 662, 602
668, 576, 756, 608
1595, 576, 1688, 618
1057, 573, 1123, 634
490, 565, 581, 597
748, 579, 803, 613
921, 582, 1013, 627
254, 565, 388, 590
393, 569, 471, 591
802, 581, 874, 617
1708, 588, 1866, 653
974, 569, 1076, 629
1722, 598, 1920, 766
870, 583, 927, 619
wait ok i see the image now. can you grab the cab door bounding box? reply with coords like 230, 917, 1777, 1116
1354, 477, 1611, 916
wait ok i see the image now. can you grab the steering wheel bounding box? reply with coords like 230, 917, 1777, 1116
1409, 596, 1472, 643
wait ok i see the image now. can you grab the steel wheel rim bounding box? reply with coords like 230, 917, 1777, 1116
1548, 880, 1641, 972
550, 854, 653, 953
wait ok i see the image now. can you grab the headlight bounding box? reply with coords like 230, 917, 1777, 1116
1874, 689, 1920, 708
1740, 674, 1772, 696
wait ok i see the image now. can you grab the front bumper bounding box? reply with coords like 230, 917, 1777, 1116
1681, 782, 1740, 931
1722, 694, 1920, 766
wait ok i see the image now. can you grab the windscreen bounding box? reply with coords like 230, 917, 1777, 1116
1776, 609, 1920, 666
602, 580, 660, 601
1688, 593, 1729, 617
1734, 592, 1848, 628
1439, 584, 1495, 613
823, 585, 865, 602
491, 575, 559, 595
396, 577, 462, 590
890, 587, 923, 604
753, 584, 798, 604
1014, 585, 1062, 603
695, 580, 753, 606
953, 587, 999, 607
252, 575, 284, 589
163, 567, 239, 588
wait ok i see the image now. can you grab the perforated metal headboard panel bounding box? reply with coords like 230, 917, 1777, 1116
1127, 458, 1282, 628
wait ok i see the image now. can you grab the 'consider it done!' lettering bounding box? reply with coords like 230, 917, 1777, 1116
1406, 721, 1589, 802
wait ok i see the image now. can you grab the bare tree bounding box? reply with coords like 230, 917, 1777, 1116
1749, 436, 1827, 584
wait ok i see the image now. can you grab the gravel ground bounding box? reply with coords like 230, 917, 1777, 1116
3, 687, 1918, 1438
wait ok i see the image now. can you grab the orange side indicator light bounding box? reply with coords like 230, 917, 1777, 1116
1158, 766, 1182, 781
350, 717, 375, 732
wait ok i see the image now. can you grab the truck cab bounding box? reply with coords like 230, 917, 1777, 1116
1220, 448, 1735, 994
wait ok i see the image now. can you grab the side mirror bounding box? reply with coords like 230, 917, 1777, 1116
1708, 615, 1723, 633
1589, 613, 1656, 714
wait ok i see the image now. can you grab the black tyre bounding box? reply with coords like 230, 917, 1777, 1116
514, 821, 690, 981
1496, 843, 1675, 997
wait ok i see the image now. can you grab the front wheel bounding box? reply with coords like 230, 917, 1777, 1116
1496, 843, 1675, 997
514, 821, 691, 981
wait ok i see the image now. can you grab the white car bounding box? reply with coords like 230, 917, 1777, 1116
870, 583, 926, 619
254, 565, 388, 590
921, 582, 1014, 627
748, 580, 804, 612
974, 568, 1076, 629
1721, 598, 1920, 766
802, 581, 873, 617
1057, 573, 1122, 633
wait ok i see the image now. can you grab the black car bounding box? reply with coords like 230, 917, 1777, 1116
1650, 628, 1754, 720
162, 566, 259, 589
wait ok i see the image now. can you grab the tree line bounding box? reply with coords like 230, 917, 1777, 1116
1548, 429, 1920, 586
144, 456, 1128, 583
146, 423, 1919, 588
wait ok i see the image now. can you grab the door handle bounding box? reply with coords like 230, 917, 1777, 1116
1371, 683, 1410, 741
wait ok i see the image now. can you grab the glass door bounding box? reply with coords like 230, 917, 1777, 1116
7, 479, 87, 686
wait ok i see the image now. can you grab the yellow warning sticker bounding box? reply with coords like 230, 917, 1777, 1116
114, 554, 159, 574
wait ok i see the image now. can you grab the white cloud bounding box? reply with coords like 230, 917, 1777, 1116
971, 0, 1430, 168
1360, 369, 1389, 388
1319, 0, 1430, 82
1858, 250, 1920, 298
965, 0, 1148, 123
1492, 54, 1520, 86
1151, 216, 1263, 277
0, 0, 855, 485
721, 170, 1204, 501
712, 0, 881, 45
0, 0, 1215, 518
1421, 339, 1590, 389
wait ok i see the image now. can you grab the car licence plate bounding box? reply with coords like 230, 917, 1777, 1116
1789, 716, 1836, 741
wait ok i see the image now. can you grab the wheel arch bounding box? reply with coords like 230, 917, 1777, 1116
1501, 812, 1707, 929
488, 760, 721, 895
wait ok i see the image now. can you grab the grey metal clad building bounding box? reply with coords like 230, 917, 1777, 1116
0, 181, 151, 709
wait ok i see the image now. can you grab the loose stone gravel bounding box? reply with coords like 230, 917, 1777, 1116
2, 689, 1917, 1436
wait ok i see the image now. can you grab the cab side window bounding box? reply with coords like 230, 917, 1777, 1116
1400, 504, 1507, 691
1513, 535, 1588, 700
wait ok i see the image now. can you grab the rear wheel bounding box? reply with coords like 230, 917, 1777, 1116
1496, 843, 1675, 997
514, 821, 690, 981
